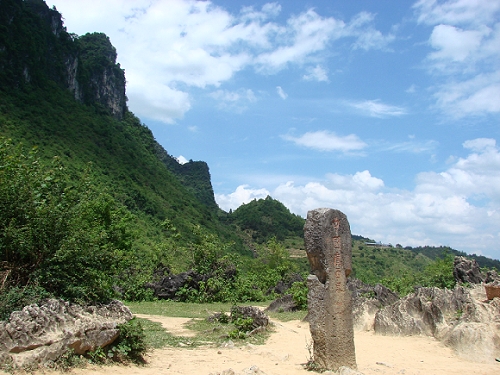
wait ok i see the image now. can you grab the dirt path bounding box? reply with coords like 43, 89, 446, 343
62, 315, 498, 375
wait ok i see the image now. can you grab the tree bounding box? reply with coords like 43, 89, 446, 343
0, 138, 134, 304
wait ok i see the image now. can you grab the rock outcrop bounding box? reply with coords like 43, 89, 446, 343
265, 294, 300, 313
0, 299, 132, 367
0, 0, 127, 119
145, 270, 209, 300
453, 256, 484, 284
374, 285, 500, 363
348, 279, 399, 331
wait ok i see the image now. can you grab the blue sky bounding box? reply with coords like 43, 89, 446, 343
49, 0, 500, 259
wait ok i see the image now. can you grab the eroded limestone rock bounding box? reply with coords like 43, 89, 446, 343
304, 208, 357, 371
374, 285, 500, 362
0, 299, 132, 368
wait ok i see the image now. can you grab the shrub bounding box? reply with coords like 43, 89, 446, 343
0, 138, 136, 305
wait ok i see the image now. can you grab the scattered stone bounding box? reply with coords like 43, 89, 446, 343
304, 208, 357, 371
221, 340, 235, 349
209, 369, 236, 375
376, 361, 393, 367
145, 270, 209, 300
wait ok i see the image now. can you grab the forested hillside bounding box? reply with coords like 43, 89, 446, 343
0, 0, 251, 314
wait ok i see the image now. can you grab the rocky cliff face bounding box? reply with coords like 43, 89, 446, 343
154, 142, 219, 210
0, 0, 126, 119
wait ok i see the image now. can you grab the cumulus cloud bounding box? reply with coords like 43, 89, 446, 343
215, 185, 270, 212
50, 0, 395, 123
215, 138, 500, 257
414, 0, 500, 117
348, 99, 407, 117
282, 130, 367, 152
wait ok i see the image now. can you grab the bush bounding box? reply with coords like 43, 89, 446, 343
0, 285, 51, 320
0, 138, 136, 305
289, 281, 308, 310
110, 318, 147, 362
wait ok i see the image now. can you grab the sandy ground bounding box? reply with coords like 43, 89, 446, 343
61, 314, 499, 375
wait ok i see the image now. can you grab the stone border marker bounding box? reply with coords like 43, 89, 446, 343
304, 208, 357, 371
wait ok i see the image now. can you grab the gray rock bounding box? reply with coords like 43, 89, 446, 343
0, 299, 132, 368
304, 208, 357, 371
453, 256, 484, 284
265, 294, 299, 313
374, 284, 500, 362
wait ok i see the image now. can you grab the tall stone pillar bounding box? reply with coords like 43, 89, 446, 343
304, 208, 357, 371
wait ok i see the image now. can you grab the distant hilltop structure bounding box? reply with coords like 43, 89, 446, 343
365, 241, 393, 247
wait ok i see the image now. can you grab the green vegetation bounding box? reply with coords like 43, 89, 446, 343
1, 0, 499, 322
226, 196, 305, 243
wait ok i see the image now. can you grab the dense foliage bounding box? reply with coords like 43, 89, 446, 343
0, 139, 134, 304
227, 196, 305, 243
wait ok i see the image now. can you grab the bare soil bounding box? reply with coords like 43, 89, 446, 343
62, 315, 499, 375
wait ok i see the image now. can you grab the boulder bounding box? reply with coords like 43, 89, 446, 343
230, 306, 269, 331
145, 270, 208, 300
265, 294, 299, 313
0, 299, 132, 368
453, 256, 484, 284
267, 273, 303, 295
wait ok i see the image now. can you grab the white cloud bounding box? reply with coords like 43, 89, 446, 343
433, 72, 500, 116
463, 138, 496, 152
215, 185, 270, 212
429, 24, 489, 63
210, 88, 257, 112
282, 130, 367, 152
382, 139, 439, 153
276, 86, 288, 99
50, 1, 395, 123
406, 84, 417, 93
414, 0, 500, 26
303, 65, 329, 82
347, 12, 396, 51
414, 0, 500, 117
348, 99, 407, 117
216, 138, 500, 257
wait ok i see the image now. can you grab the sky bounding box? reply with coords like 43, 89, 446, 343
48, 0, 500, 259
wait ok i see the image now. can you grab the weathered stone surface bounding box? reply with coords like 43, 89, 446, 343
304, 208, 356, 371
145, 270, 209, 300
268, 273, 303, 295
265, 294, 300, 313
230, 306, 269, 331
453, 256, 484, 284
347, 279, 399, 331
0, 299, 132, 367
374, 284, 500, 362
